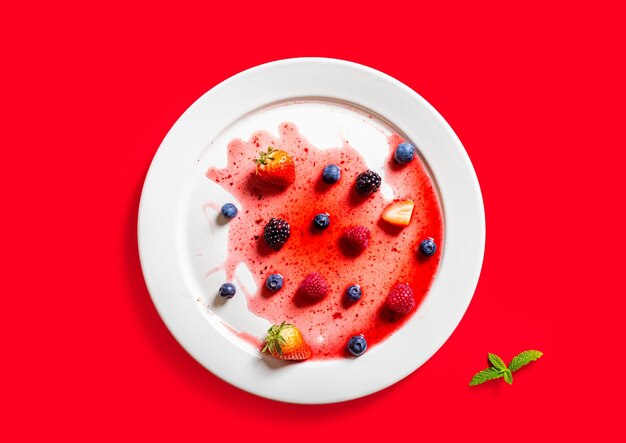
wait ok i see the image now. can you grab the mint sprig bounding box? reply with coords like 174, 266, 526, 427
469, 367, 503, 385
469, 350, 543, 386
502, 369, 513, 385
488, 353, 507, 371
509, 350, 543, 372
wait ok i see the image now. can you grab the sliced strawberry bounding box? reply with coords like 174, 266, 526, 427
254, 146, 295, 187
381, 199, 414, 227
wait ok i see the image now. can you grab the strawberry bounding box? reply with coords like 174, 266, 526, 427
262, 322, 312, 360
298, 272, 330, 300
341, 226, 371, 254
385, 283, 416, 315
254, 146, 295, 187
381, 199, 415, 227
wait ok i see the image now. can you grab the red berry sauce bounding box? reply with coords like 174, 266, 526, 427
206, 122, 443, 359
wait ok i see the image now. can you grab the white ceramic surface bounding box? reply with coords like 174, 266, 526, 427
138, 58, 485, 404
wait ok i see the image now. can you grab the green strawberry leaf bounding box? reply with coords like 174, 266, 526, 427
488, 353, 507, 371
509, 350, 543, 372
469, 367, 504, 386
503, 369, 513, 384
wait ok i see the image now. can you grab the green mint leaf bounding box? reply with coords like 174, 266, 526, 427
509, 350, 543, 372
469, 367, 504, 386
488, 353, 507, 371
503, 369, 513, 384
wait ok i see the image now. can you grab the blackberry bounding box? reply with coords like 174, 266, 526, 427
355, 170, 381, 195
263, 218, 291, 250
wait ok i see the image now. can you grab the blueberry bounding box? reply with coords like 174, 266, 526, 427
221, 203, 238, 219
312, 213, 330, 230
322, 164, 341, 184
265, 273, 284, 292
347, 335, 368, 357
218, 282, 236, 299
419, 237, 437, 256
346, 284, 362, 302
394, 142, 415, 164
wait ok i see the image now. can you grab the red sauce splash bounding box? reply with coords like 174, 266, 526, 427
206, 122, 443, 359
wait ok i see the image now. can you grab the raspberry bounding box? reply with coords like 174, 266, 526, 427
355, 170, 382, 195
263, 218, 290, 250
298, 273, 330, 300
385, 283, 415, 315
341, 226, 371, 254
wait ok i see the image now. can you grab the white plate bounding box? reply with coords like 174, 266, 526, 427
138, 58, 485, 404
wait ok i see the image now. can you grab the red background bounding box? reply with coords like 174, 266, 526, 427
3, 1, 624, 441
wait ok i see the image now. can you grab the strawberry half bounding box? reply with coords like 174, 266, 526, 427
381, 199, 414, 227
254, 146, 295, 187
262, 322, 312, 361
